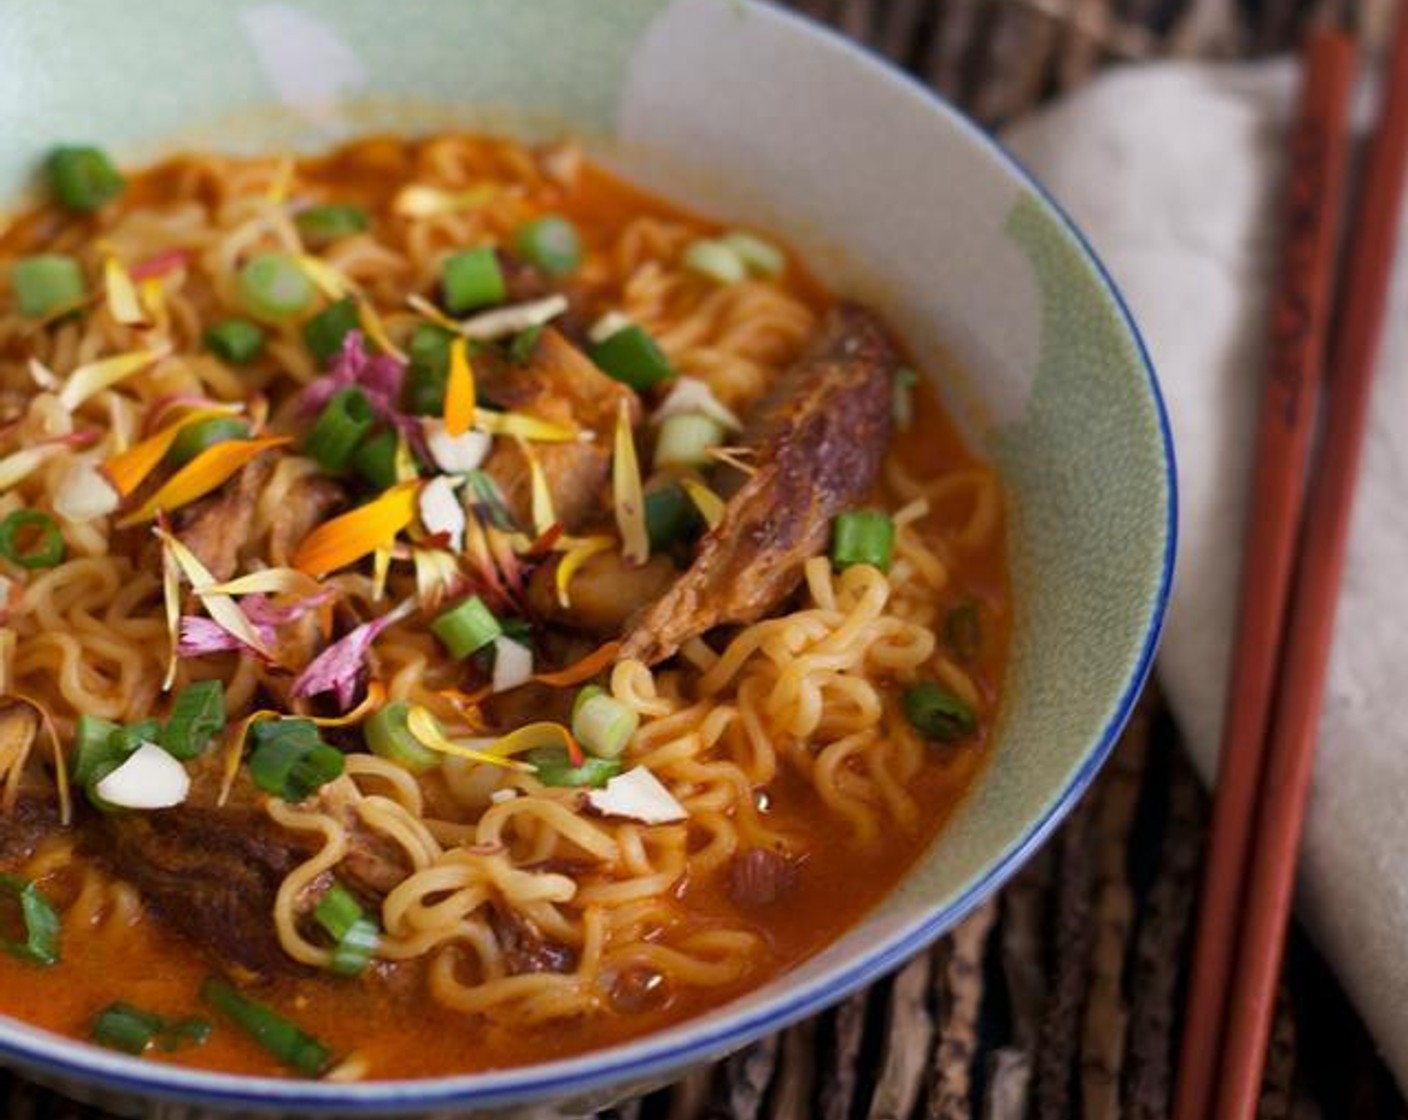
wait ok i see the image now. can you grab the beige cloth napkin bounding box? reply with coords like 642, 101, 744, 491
1004, 60, 1408, 1087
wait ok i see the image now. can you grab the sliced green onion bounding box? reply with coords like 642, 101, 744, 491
892, 367, 918, 431
654, 413, 725, 471
248, 719, 346, 803
902, 681, 977, 743
720, 230, 786, 277
0, 511, 65, 570
72, 715, 121, 787
644, 483, 703, 551
408, 322, 455, 373
590, 325, 673, 390
363, 701, 439, 774
507, 324, 544, 365
91, 1003, 211, 1056
302, 296, 361, 367
527, 746, 622, 789
683, 239, 747, 285
238, 252, 315, 322
512, 215, 583, 277
441, 247, 505, 314
431, 596, 502, 660
158, 679, 225, 761
0, 874, 60, 966
46, 146, 124, 213
404, 323, 455, 414
203, 319, 266, 365
314, 884, 379, 976
200, 977, 332, 1077
295, 204, 369, 247
109, 718, 161, 757
944, 602, 982, 664
351, 430, 400, 491
830, 509, 894, 573
80, 719, 154, 814
12, 255, 85, 319
166, 417, 250, 468
304, 387, 376, 473
571, 687, 638, 760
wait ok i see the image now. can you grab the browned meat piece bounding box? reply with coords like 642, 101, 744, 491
526, 550, 677, 636
101, 759, 408, 980
0, 796, 60, 869
488, 903, 577, 975
267, 474, 345, 567
174, 456, 274, 581
621, 304, 899, 663
479, 328, 639, 532
100, 804, 312, 981
496, 252, 592, 344
728, 848, 799, 909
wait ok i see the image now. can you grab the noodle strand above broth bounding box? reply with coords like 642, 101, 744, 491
0, 133, 1008, 1079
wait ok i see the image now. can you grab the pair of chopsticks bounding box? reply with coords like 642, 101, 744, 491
1172, 11, 1408, 1120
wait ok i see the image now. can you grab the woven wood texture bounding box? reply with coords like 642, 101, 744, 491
3, 1, 1405, 1117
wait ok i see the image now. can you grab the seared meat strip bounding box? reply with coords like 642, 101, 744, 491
0, 796, 60, 869
479, 328, 640, 532
621, 304, 899, 664
267, 474, 346, 567
174, 456, 274, 582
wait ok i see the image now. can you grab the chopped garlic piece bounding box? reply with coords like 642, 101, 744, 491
95, 743, 190, 810
423, 419, 493, 473
418, 475, 466, 552
651, 376, 743, 432
586, 766, 687, 825
459, 295, 569, 342
52, 458, 120, 523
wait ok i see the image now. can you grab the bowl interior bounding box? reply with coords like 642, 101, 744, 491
0, 0, 1173, 1113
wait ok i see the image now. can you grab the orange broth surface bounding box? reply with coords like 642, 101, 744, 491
0, 136, 1010, 1079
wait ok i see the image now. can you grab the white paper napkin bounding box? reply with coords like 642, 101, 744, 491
1003, 59, 1408, 1088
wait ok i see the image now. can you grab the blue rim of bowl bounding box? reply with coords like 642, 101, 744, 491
0, 3, 1177, 1111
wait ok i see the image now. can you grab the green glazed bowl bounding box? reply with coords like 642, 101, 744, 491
0, 1, 1174, 1115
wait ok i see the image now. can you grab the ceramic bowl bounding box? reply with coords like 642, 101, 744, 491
0, 1, 1175, 1115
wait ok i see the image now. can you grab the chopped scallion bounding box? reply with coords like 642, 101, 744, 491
304, 387, 376, 473
571, 687, 638, 760
590, 325, 673, 390
203, 319, 266, 364
404, 323, 456, 414
351, 429, 400, 491
683, 239, 747, 285
200, 977, 332, 1077
512, 215, 583, 277
313, 883, 379, 976
721, 230, 786, 277
0, 510, 65, 570
248, 719, 346, 802
294, 204, 369, 247
72, 715, 121, 786
12, 255, 85, 319
46, 146, 125, 213
441, 247, 505, 314
238, 252, 315, 322
363, 701, 439, 774
0, 874, 60, 966
91, 1002, 211, 1056
644, 483, 703, 551
527, 746, 622, 789
302, 296, 362, 367
902, 681, 977, 743
166, 417, 250, 468
431, 596, 502, 660
158, 679, 225, 761
830, 509, 894, 573
654, 413, 725, 471
507, 324, 544, 365
108, 718, 161, 757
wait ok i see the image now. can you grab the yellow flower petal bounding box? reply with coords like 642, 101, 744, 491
118, 436, 289, 527
292, 481, 420, 578
555, 535, 616, 609
161, 537, 181, 691
613, 400, 648, 566
406, 293, 461, 333
474, 409, 577, 443
58, 347, 169, 411
0, 446, 63, 492
444, 337, 476, 437
405, 705, 534, 772
101, 406, 241, 497
357, 299, 407, 363
203, 567, 324, 598
104, 256, 147, 327
517, 437, 556, 536
298, 255, 355, 300
680, 478, 726, 530
155, 525, 275, 661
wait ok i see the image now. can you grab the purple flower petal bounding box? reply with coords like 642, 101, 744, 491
299, 331, 406, 420
290, 599, 414, 712
178, 615, 278, 658
242, 589, 337, 627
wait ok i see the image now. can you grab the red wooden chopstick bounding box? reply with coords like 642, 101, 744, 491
1211, 8, 1408, 1117
1170, 28, 1358, 1120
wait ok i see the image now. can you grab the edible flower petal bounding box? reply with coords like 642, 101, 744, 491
117, 436, 289, 527
58, 347, 169, 411
177, 615, 278, 657
613, 400, 648, 566
297, 254, 354, 301
554, 535, 616, 609
444, 337, 475, 437
517, 438, 556, 537
291, 598, 414, 711
128, 248, 190, 282
357, 300, 407, 363
292, 481, 420, 578
103, 255, 148, 328
473, 409, 577, 443
680, 478, 726, 530
531, 641, 622, 688
299, 330, 406, 417
102, 406, 241, 497
155, 524, 276, 663
403, 705, 535, 771
203, 567, 325, 600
